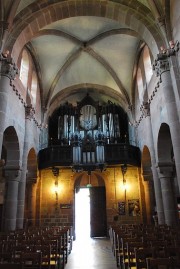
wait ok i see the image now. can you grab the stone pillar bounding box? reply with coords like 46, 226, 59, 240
26, 179, 37, 227
0, 53, 18, 156
157, 163, 178, 226
142, 176, 154, 224
16, 170, 27, 229
153, 52, 180, 193
142, 103, 165, 224
3, 167, 21, 231
16, 106, 35, 229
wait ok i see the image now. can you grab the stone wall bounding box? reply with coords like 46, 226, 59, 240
39, 166, 143, 229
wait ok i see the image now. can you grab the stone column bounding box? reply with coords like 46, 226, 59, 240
153, 52, 180, 193
27, 179, 37, 226
142, 103, 165, 224
16, 105, 35, 229
16, 169, 27, 229
3, 167, 21, 231
0, 53, 18, 156
142, 175, 154, 224
157, 163, 178, 226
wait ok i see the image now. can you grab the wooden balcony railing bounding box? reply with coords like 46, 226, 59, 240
38, 143, 141, 170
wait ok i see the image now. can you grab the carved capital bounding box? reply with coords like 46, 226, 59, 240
25, 105, 35, 120
153, 56, 170, 77
3, 166, 21, 181
0, 52, 19, 80
26, 177, 37, 185
156, 162, 174, 177
142, 102, 150, 118
153, 41, 179, 77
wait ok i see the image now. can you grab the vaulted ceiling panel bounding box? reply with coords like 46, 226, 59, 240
31, 35, 79, 98
52, 51, 121, 100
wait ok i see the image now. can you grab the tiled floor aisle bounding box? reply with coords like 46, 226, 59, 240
65, 237, 118, 269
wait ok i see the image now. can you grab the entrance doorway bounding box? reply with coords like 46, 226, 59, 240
75, 188, 90, 240
75, 186, 107, 239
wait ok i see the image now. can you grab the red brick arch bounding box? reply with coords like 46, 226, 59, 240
4, 0, 165, 62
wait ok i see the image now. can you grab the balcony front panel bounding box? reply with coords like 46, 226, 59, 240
38, 143, 141, 170
104, 144, 141, 166
38, 145, 72, 170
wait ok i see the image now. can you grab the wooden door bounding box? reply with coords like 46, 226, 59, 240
89, 186, 107, 237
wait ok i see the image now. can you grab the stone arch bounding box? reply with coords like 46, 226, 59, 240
157, 123, 173, 163
141, 145, 155, 224
2, 126, 20, 168
26, 148, 37, 184
74, 171, 105, 189
141, 145, 152, 180
45, 83, 129, 127
157, 123, 178, 226
6, 1, 165, 61
25, 148, 38, 227
1, 126, 20, 231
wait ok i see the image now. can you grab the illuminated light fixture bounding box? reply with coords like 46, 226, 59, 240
121, 164, 127, 201
86, 171, 92, 188
52, 167, 59, 210
122, 181, 127, 191
54, 182, 59, 194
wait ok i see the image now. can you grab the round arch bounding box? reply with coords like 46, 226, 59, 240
141, 145, 156, 224
2, 126, 20, 168
25, 148, 38, 227
5, 1, 165, 61
74, 171, 105, 189
157, 123, 173, 163
26, 148, 37, 183
141, 145, 152, 179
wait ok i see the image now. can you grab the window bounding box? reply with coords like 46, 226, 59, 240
31, 71, 37, 106
19, 48, 38, 107
143, 46, 153, 86
19, 49, 29, 88
137, 68, 144, 102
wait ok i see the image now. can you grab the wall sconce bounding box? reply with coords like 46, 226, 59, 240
86, 170, 92, 188
54, 181, 59, 195
121, 164, 127, 201
52, 167, 59, 211
54, 180, 59, 210
122, 181, 127, 191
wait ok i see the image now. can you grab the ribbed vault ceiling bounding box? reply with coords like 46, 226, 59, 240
1, 0, 165, 116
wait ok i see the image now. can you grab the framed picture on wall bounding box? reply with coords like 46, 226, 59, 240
118, 201, 126, 215
128, 199, 140, 216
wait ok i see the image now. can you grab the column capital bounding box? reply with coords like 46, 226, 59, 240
156, 162, 174, 176
153, 41, 179, 77
153, 55, 170, 77
3, 166, 21, 181
142, 102, 150, 118
0, 52, 19, 80
26, 178, 37, 185
25, 105, 35, 120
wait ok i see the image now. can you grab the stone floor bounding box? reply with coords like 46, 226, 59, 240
65, 236, 118, 269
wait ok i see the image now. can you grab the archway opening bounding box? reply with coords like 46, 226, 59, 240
75, 187, 90, 241
74, 172, 107, 239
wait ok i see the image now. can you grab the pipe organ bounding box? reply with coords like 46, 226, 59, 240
48, 94, 128, 166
